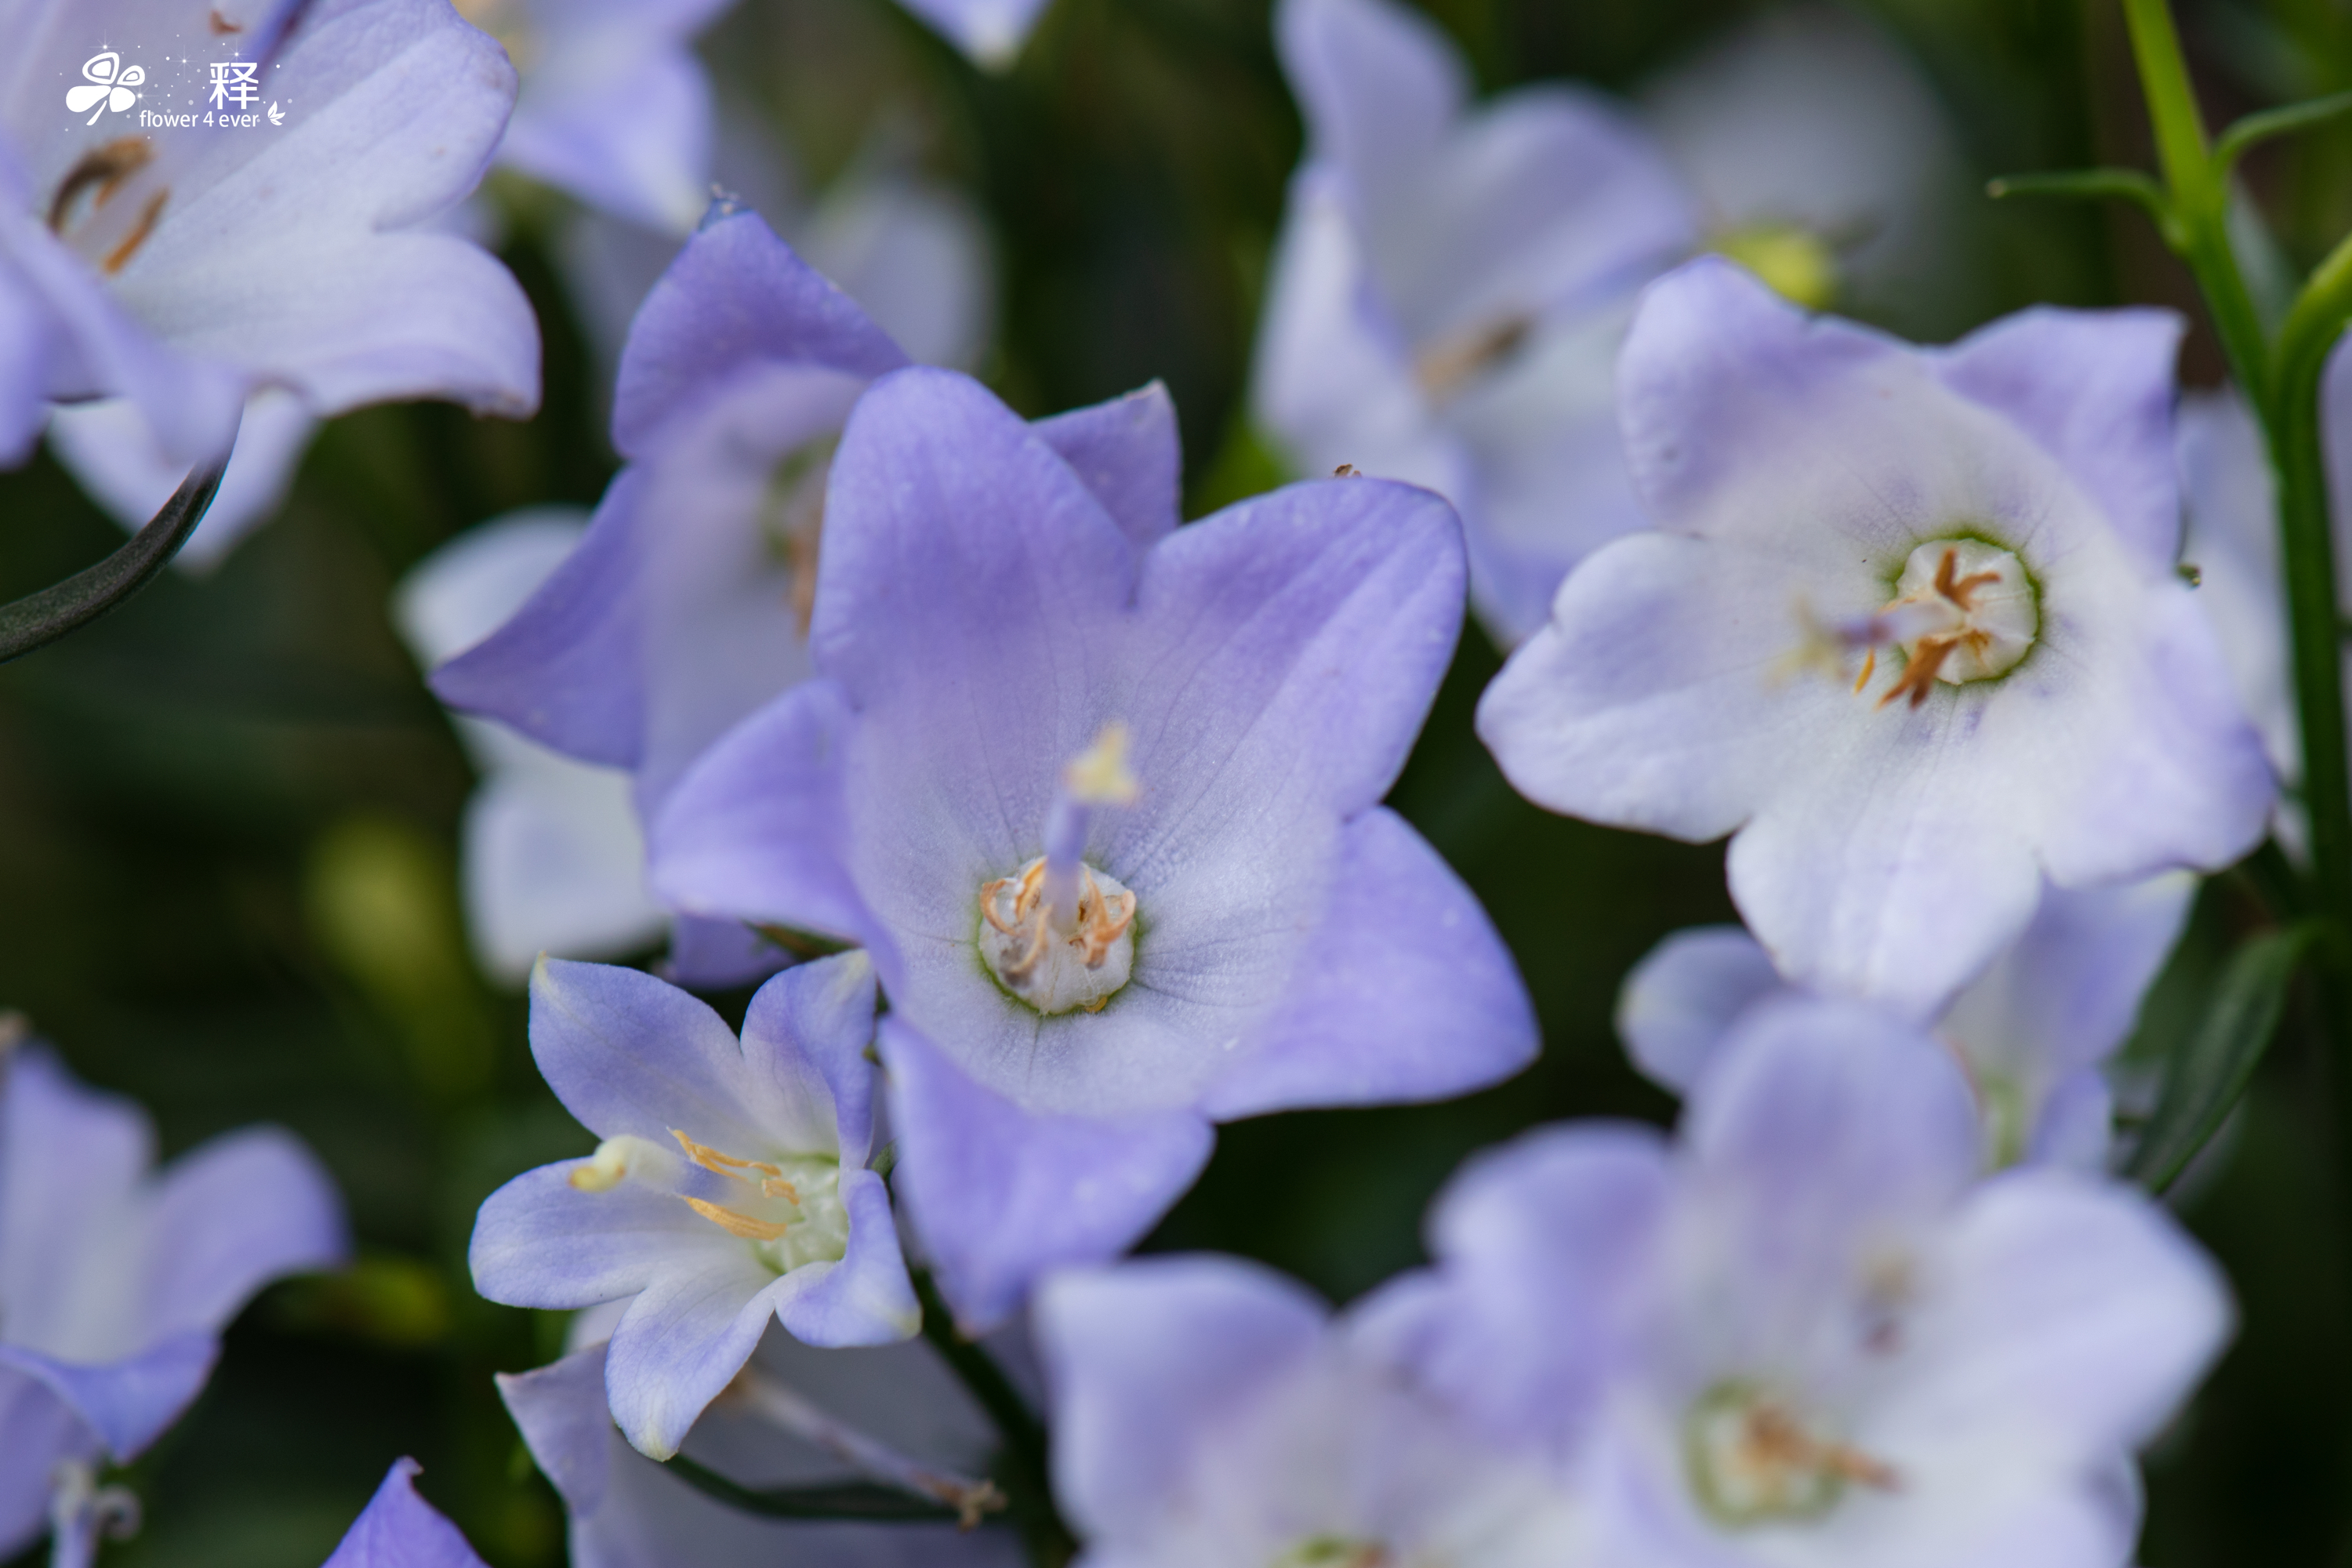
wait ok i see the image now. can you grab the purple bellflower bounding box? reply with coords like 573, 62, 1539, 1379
13, 0, 539, 561
1252, 0, 1697, 644
469, 953, 918, 1459
1363, 997, 2230, 1568
1479, 258, 2271, 1019
499, 1319, 1022, 1567
646, 363, 1537, 1328
430, 208, 922, 986
1620, 874, 2194, 1171
0, 1041, 347, 1563
318, 1461, 492, 1568
1036, 1254, 1587, 1567
396, 510, 666, 982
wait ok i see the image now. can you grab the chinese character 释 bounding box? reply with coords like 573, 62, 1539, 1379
209, 60, 259, 109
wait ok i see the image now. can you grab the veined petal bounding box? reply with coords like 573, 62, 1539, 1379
1200, 806, 1534, 1117
143, 1125, 347, 1343
1933, 307, 2186, 572
321, 1458, 490, 1568
1031, 382, 1183, 554
496, 1345, 615, 1519
0, 1367, 93, 1559
117, 0, 538, 418
527, 958, 776, 1152
604, 1251, 795, 1459
0, 1330, 216, 1462
883, 1022, 1214, 1330
768, 1167, 920, 1346
1615, 924, 1786, 1095
738, 953, 881, 1164
1036, 1256, 1327, 1538
613, 210, 904, 459
46, 387, 315, 568
468, 1162, 718, 1311
648, 679, 875, 956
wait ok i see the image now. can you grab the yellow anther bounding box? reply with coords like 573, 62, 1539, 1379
569, 1142, 632, 1192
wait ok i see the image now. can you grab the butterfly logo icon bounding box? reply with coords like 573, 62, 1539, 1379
66, 53, 143, 125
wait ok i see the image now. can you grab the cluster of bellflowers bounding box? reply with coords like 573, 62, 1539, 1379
16, 0, 2352, 1560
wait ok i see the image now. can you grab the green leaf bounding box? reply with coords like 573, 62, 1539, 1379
2216, 88, 2352, 176
2124, 924, 2316, 1192
661, 1454, 964, 1522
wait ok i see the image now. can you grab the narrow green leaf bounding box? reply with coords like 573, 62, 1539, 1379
2216, 89, 2352, 176
662, 1454, 964, 1522
2125, 924, 2316, 1192
1986, 169, 2179, 243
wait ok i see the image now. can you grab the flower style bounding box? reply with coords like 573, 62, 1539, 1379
1478, 258, 2271, 1018
1620, 874, 2194, 1171
1036, 1254, 1587, 1568
14, 0, 539, 561
1252, 0, 1697, 644
499, 1322, 1022, 1568
395, 510, 666, 982
1363, 997, 2230, 1568
469, 953, 918, 1459
0, 1040, 348, 1562
648, 364, 1537, 1327
1252, 0, 1965, 648
318, 1460, 491, 1568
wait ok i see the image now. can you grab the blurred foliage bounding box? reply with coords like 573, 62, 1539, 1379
5, 0, 2352, 1564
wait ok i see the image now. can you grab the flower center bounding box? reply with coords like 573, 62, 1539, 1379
569, 1131, 848, 1274
452, 0, 540, 69
1684, 1381, 1897, 1527
760, 439, 835, 638
1857, 539, 2038, 709
1711, 223, 1838, 311
978, 724, 1141, 1015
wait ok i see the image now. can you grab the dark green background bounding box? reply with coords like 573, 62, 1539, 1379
4, 0, 2349, 1561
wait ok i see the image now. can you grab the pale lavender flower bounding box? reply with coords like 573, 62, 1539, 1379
318, 1460, 491, 1568
1479, 259, 2271, 1018
469, 953, 917, 1459
894, 0, 1052, 69
0, 1041, 347, 1561
1620, 875, 2194, 1171
1252, 0, 1697, 644
1363, 997, 2230, 1568
1036, 1254, 1588, 1567
395, 509, 666, 982
460, 0, 732, 236
498, 1323, 1022, 1568
9, 0, 539, 558
648, 364, 1535, 1327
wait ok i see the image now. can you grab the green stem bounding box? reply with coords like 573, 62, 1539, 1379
2121, 0, 2352, 964
913, 1269, 1076, 1567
